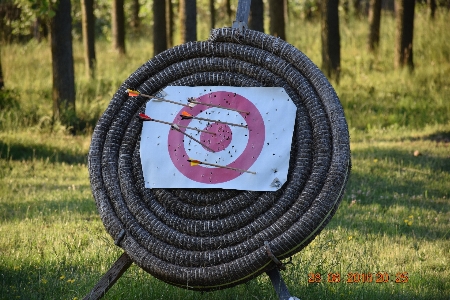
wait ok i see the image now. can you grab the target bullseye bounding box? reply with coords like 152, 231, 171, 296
200, 123, 233, 152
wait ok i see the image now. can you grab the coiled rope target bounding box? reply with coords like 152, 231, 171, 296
88, 28, 351, 291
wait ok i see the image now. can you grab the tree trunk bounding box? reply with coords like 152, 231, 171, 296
226, 0, 232, 22
395, 0, 415, 70
33, 18, 39, 41
382, 0, 395, 12
367, 0, 382, 52
50, 0, 76, 127
81, 0, 96, 78
0, 46, 4, 89
166, 0, 174, 48
249, 0, 264, 32
353, 0, 361, 17
112, 0, 126, 54
131, 0, 140, 33
153, 0, 167, 56
321, 0, 341, 82
180, 0, 196, 43
428, 0, 436, 19
268, 0, 286, 40
284, 0, 289, 24
209, 0, 215, 29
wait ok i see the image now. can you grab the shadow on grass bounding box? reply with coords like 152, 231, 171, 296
0, 184, 95, 222
331, 205, 448, 241
0, 262, 103, 300
352, 146, 450, 174
0, 262, 273, 300
419, 131, 450, 143
0, 140, 87, 164
329, 146, 449, 241
1, 262, 449, 300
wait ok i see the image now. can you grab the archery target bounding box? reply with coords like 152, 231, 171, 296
89, 28, 351, 292
140, 86, 297, 191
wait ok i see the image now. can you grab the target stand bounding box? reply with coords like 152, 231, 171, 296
84, 1, 350, 299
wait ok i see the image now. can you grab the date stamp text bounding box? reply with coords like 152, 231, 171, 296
308, 272, 409, 284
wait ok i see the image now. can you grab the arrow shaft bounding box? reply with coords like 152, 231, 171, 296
189, 116, 247, 128
172, 127, 216, 153
149, 119, 215, 135
198, 161, 256, 174
152, 97, 191, 107
188, 99, 250, 115
137, 92, 190, 107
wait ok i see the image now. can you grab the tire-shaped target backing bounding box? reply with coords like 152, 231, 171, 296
88, 28, 351, 291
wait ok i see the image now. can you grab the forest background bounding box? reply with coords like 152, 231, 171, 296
0, 0, 449, 299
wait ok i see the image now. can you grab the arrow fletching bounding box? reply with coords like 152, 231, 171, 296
138, 113, 152, 121
188, 159, 201, 166
180, 111, 193, 119
128, 89, 140, 97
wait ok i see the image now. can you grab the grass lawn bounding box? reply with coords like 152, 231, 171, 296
1, 6, 449, 300
0, 126, 448, 299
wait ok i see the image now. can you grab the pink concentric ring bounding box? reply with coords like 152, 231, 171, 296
168, 91, 265, 184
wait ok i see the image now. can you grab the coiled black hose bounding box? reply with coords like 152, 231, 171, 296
88, 28, 351, 291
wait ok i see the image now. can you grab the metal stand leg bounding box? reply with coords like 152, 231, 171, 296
266, 268, 300, 300
232, 0, 251, 29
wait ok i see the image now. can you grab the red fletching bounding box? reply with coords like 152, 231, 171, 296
138, 113, 152, 121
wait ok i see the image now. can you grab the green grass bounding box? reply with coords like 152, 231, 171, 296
1, 126, 448, 299
1, 6, 450, 300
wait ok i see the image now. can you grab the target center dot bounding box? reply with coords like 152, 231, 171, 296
200, 123, 232, 152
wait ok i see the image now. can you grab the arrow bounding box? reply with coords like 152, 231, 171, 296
137, 113, 215, 135
187, 159, 256, 174
180, 111, 248, 128
127, 89, 190, 107
171, 125, 216, 153
187, 97, 250, 115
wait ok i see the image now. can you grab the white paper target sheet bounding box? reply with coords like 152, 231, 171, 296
139, 86, 297, 191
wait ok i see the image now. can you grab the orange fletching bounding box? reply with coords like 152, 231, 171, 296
128, 89, 140, 97
181, 111, 193, 119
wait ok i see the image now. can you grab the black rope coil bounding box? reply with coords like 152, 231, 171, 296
88, 28, 351, 291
